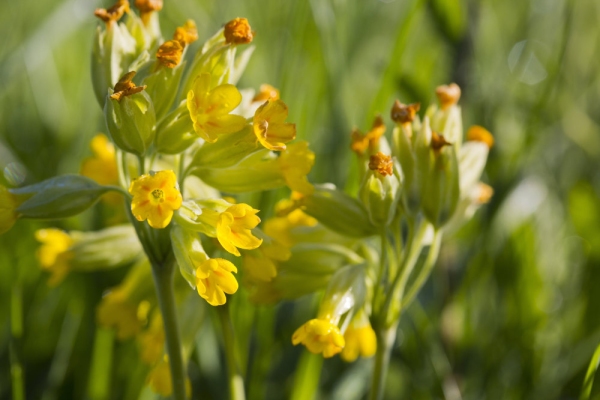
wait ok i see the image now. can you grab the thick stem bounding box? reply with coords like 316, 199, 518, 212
217, 304, 246, 400
369, 325, 397, 400
151, 260, 187, 400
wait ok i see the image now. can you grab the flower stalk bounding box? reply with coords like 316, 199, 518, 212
217, 303, 246, 400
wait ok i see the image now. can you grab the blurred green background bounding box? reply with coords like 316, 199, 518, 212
2, 0, 600, 399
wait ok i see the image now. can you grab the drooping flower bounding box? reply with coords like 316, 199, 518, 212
277, 141, 315, 194
223, 17, 253, 45
253, 99, 296, 151
35, 229, 74, 286
292, 318, 345, 358
129, 170, 182, 229
186, 73, 247, 143
341, 323, 377, 362
196, 258, 239, 306
215, 204, 262, 256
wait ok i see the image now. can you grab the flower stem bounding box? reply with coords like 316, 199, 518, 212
10, 282, 24, 400
151, 259, 187, 400
369, 325, 397, 400
217, 303, 246, 400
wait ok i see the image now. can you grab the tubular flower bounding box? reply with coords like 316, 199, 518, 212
173, 20, 198, 46
0, 185, 21, 234
156, 40, 184, 68
196, 258, 239, 306
81, 134, 119, 186
252, 84, 280, 103
223, 17, 253, 45
253, 99, 296, 151
292, 318, 345, 358
186, 73, 247, 143
341, 324, 377, 362
35, 229, 74, 286
467, 125, 494, 149
277, 141, 315, 194
97, 289, 144, 340
129, 170, 182, 229
216, 204, 262, 256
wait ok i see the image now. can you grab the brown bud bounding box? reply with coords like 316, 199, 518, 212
391, 100, 420, 124
156, 40, 184, 68
435, 83, 461, 110
224, 18, 254, 45
467, 125, 494, 149
110, 71, 146, 101
368, 152, 393, 176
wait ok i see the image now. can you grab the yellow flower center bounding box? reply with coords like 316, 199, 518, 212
151, 189, 164, 202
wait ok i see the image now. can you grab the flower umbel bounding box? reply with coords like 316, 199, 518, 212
129, 170, 182, 228
292, 319, 345, 358
186, 73, 247, 143
253, 99, 296, 151
196, 258, 239, 306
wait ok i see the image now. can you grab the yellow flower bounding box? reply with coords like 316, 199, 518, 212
292, 318, 345, 358
223, 17, 254, 45
35, 229, 74, 286
242, 237, 290, 283
0, 185, 21, 234
97, 289, 145, 340
147, 358, 192, 397
214, 204, 262, 256
138, 313, 164, 365
340, 324, 377, 362
263, 209, 317, 248
129, 170, 182, 229
277, 141, 315, 195
81, 134, 119, 186
253, 99, 296, 151
186, 73, 247, 143
196, 258, 239, 306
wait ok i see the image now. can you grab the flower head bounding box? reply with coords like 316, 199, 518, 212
156, 40, 184, 68
187, 73, 247, 143
278, 141, 315, 194
467, 125, 494, 149
196, 258, 239, 306
216, 204, 262, 256
224, 18, 254, 45
341, 323, 377, 362
292, 318, 345, 358
253, 99, 296, 151
35, 229, 74, 286
129, 170, 182, 229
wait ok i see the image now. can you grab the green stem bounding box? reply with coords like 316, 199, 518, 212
10, 283, 24, 400
217, 304, 246, 400
400, 230, 442, 311
151, 260, 187, 400
369, 325, 397, 400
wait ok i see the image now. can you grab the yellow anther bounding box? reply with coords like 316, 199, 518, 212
368, 152, 393, 176
390, 100, 420, 125
156, 40, 184, 68
110, 71, 146, 101
435, 83, 461, 110
94, 0, 130, 27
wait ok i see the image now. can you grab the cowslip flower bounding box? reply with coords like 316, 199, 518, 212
292, 318, 345, 358
138, 313, 165, 365
216, 204, 262, 256
35, 229, 74, 286
278, 141, 315, 194
129, 170, 182, 229
242, 236, 290, 283
81, 134, 119, 186
253, 99, 296, 151
196, 258, 239, 306
97, 289, 145, 340
341, 323, 377, 362
186, 73, 247, 143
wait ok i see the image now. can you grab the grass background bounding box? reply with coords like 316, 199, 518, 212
1, 0, 600, 399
